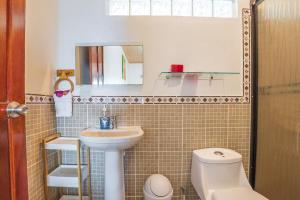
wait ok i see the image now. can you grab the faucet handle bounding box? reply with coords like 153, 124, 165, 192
110, 115, 117, 129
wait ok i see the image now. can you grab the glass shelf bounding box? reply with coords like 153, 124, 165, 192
159, 72, 240, 80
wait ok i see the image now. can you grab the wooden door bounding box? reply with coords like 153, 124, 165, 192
0, 0, 28, 199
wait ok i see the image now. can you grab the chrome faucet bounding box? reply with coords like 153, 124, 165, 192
99, 104, 118, 129
110, 115, 117, 129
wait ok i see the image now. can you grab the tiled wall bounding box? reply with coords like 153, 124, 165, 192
26, 104, 59, 200
57, 103, 251, 200
25, 8, 251, 194
25, 8, 251, 200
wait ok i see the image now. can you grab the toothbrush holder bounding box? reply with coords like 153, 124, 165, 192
100, 116, 111, 129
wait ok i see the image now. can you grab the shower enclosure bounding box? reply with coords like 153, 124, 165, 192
252, 0, 300, 199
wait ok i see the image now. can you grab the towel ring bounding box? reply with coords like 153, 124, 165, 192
54, 77, 74, 92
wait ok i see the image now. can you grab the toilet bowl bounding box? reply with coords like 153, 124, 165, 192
191, 148, 268, 200
144, 174, 173, 200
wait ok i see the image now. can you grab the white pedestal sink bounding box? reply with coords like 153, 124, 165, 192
80, 126, 143, 200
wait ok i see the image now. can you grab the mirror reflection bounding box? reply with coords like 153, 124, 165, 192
76, 45, 144, 85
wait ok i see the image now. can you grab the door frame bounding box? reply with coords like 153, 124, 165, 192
250, 0, 265, 187
0, 0, 28, 199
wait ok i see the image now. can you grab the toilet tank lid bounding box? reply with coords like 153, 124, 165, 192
193, 148, 242, 164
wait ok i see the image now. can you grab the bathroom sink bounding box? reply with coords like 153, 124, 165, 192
80, 126, 144, 200
80, 126, 143, 150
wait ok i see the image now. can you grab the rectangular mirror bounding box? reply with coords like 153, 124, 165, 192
76, 45, 144, 85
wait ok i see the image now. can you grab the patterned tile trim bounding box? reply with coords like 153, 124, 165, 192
71, 96, 247, 104
242, 8, 251, 103
26, 9, 251, 105
26, 94, 54, 104
25, 95, 248, 105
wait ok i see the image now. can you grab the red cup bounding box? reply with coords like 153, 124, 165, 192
171, 64, 184, 72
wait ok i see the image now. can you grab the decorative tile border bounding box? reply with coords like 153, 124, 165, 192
26, 9, 251, 105
70, 96, 248, 104
242, 8, 251, 103
26, 95, 248, 105
26, 94, 54, 104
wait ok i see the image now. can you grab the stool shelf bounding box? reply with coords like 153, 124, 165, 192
43, 134, 92, 200
60, 195, 89, 200
47, 165, 88, 188
45, 137, 79, 151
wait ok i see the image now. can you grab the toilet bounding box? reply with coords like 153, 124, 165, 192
191, 148, 268, 200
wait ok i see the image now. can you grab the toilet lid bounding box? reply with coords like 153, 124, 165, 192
193, 148, 242, 164
149, 175, 171, 197
212, 188, 268, 200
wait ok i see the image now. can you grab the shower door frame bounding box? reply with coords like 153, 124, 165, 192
250, 0, 265, 187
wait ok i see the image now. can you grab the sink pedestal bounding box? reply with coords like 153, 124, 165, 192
80, 127, 144, 200
105, 151, 125, 200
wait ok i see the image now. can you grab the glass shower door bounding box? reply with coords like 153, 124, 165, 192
255, 0, 300, 199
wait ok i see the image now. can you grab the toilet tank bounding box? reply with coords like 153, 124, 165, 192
191, 148, 245, 199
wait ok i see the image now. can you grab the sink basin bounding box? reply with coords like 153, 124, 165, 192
80, 126, 144, 150
80, 126, 143, 200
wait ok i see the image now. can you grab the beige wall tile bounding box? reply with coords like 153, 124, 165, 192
206, 105, 228, 128
126, 196, 137, 200
40, 104, 56, 131
159, 152, 182, 175
228, 127, 251, 175
183, 105, 206, 129
125, 175, 136, 197
110, 104, 135, 126
159, 128, 182, 152
135, 175, 149, 197
182, 152, 193, 174
27, 103, 252, 199
134, 105, 159, 129
134, 128, 159, 152
26, 104, 58, 200
158, 105, 183, 129
124, 151, 136, 175
26, 105, 41, 135
136, 151, 159, 175
228, 104, 251, 127
183, 128, 206, 152
206, 127, 228, 148
181, 173, 199, 198
87, 104, 106, 127
64, 104, 87, 128
163, 174, 181, 197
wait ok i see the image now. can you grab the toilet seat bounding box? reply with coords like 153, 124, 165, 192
212, 187, 268, 200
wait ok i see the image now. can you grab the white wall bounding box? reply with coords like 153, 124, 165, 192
57, 0, 250, 96
25, 0, 58, 95
26, 0, 250, 96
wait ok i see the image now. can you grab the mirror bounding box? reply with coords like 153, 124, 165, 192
76, 45, 144, 85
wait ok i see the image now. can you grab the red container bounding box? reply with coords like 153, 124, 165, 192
171, 64, 184, 72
